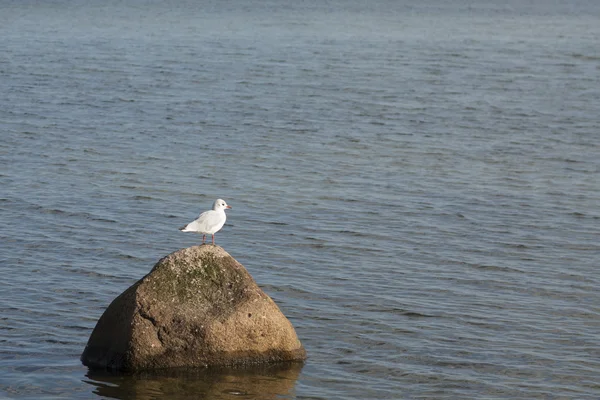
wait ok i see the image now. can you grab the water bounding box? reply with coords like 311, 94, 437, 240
1, 0, 600, 398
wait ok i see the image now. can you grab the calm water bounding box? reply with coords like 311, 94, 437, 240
1, 0, 600, 399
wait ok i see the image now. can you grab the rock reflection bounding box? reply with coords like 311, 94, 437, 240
83, 362, 304, 400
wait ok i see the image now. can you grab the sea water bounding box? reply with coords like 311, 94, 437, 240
1, 1, 599, 398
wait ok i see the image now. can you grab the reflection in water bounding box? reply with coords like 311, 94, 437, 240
83, 362, 304, 400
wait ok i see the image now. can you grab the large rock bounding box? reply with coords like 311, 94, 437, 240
81, 245, 306, 371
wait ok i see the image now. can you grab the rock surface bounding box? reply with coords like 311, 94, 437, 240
81, 245, 306, 371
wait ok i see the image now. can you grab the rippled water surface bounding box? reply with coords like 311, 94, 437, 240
1, 0, 600, 399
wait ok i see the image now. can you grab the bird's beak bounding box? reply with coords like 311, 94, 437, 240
226, 205, 232, 209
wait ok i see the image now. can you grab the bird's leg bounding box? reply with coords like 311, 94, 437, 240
202, 234, 206, 244
212, 234, 215, 245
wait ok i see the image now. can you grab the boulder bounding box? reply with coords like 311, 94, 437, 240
81, 245, 306, 371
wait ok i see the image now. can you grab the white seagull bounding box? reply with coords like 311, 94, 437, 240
179, 198, 232, 245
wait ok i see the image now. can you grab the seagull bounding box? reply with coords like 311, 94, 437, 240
179, 199, 231, 245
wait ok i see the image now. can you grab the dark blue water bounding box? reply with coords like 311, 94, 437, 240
2, 1, 600, 398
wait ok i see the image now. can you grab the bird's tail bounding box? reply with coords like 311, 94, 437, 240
179, 225, 188, 231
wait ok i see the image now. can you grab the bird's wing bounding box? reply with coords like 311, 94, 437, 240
196, 210, 210, 220
181, 210, 209, 232
196, 210, 225, 232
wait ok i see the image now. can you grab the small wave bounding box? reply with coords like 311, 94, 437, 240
571, 53, 600, 61
265, 221, 288, 226
336, 230, 368, 237
401, 311, 436, 318
473, 264, 525, 273
43, 338, 78, 345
